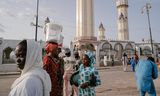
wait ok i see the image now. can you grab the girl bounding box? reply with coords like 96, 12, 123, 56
78, 52, 101, 96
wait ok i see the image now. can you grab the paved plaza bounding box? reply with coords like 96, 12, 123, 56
96, 66, 160, 96
0, 66, 159, 96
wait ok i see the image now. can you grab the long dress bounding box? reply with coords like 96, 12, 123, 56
78, 65, 101, 96
130, 58, 136, 72
9, 69, 47, 96
135, 60, 158, 94
122, 56, 128, 71
43, 56, 64, 96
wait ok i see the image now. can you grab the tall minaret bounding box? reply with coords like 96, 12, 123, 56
75, 0, 97, 43
98, 22, 106, 41
116, 0, 129, 40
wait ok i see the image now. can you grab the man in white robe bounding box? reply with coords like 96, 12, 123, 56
9, 40, 51, 96
122, 53, 128, 72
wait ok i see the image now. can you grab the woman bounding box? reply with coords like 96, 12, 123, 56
78, 52, 101, 96
43, 41, 64, 96
9, 40, 51, 96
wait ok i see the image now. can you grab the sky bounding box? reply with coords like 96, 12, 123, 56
0, 0, 160, 47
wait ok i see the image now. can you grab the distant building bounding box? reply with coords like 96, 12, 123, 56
72, 0, 160, 66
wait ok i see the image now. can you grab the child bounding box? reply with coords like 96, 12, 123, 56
78, 52, 101, 96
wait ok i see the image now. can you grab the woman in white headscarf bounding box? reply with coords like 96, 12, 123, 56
9, 40, 51, 96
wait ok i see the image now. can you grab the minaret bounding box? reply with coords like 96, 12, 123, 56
98, 22, 106, 41
116, 0, 129, 40
75, 0, 97, 44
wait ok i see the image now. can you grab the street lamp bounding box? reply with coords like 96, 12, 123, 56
35, 0, 39, 41
31, 0, 43, 41
141, 3, 154, 55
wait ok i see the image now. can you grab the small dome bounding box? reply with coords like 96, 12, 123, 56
45, 17, 50, 24
99, 22, 105, 32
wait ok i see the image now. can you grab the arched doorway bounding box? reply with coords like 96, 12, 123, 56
99, 42, 112, 66
124, 43, 134, 58
114, 43, 123, 60
3, 47, 15, 64
143, 46, 152, 56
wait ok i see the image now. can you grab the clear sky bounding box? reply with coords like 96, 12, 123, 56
0, 0, 159, 47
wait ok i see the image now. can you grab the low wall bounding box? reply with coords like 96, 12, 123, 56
0, 64, 18, 72
100, 60, 122, 67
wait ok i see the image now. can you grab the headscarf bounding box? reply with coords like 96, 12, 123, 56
45, 43, 58, 53
11, 40, 51, 96
85, 51, 96, 67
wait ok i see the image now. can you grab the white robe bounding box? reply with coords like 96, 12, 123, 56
122, 56, 128, 71
9, 40, 51, 96
9, 73, 43, 96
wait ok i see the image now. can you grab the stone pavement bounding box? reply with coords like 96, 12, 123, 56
0, 66, 159, 96
96, 66, 160, 96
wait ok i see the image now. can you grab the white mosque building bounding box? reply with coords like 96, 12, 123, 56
72, 0, 160, 66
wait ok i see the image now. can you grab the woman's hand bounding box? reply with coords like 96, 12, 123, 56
80, 82, 89, 89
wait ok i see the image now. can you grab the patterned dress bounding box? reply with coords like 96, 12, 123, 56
43, 56, 64, 96
78, 65, 101, 96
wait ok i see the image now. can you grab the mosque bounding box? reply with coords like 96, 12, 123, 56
0, 0, 160, 71
72, 0, 160, 66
